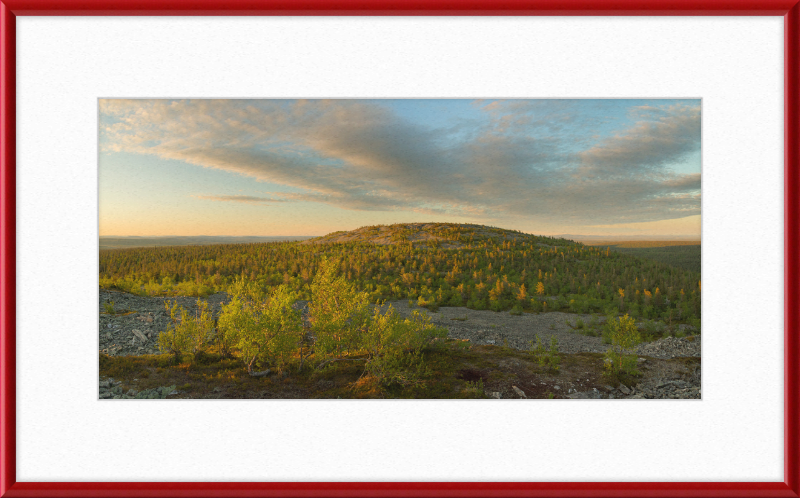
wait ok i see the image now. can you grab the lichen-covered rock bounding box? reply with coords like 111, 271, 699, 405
132, 385, 177, 399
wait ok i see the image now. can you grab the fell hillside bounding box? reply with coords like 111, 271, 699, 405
302, 222, 573, 249
100, 221, 701, 329
99, 223, 702, 400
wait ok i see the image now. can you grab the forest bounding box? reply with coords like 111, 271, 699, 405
99, 223, 701, 327
603, 244, 701, 273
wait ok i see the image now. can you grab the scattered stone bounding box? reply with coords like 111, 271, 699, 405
631, 374, 701, 399
568, 390, 604, 399
129, 385, 177, 399
512, 386, 527, 399
131, 329, 148, 343
98, 290, 701, 399
635, 336, 700, 359
619, 384, 631, 395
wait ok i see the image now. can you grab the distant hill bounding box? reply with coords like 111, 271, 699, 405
302, 222, 574, 249
100, 235, 314, 250
559, 234, 700, 245
586, 240, 700, 248
99, 221, 701, 327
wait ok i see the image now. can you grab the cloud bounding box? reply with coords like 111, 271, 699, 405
100, 99, 701, 226
193, 194, 287, 205
578, 103, 701, 176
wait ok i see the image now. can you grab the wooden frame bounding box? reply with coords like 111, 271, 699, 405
1, 2, 798, 496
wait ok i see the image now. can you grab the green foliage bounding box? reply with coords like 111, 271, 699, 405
99, 223, 700, 326
530, 335, 560, 372
361, 306, 447, 386
606, 244, 701, 273
311, 258, 447, 385
640, 319, 667, 340
530, 335, 545, 357
104, 301, 115, 314
158, 299, 214, 363
577, 314, 601, 337
150, 257, 449, 383
604, 314, 641, 375
546, 336, 561, 372
604, 350, 638, 376
509, 305, 523, 316
417, 295, 440, 312
310, 258, 373, 361
219, 282, 302, 374
601, 313, 617, 344
462, 378, 485, 397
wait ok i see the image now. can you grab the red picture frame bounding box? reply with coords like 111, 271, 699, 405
1, 2, 798, 497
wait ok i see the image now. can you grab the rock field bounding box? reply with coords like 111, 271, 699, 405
99, 289, 700, 399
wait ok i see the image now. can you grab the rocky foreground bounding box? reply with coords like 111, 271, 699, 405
99, 289, 701, 399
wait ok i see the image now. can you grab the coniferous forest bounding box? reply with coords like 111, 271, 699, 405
100, 223, 700, 327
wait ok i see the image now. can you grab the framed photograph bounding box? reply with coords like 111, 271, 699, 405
1, 1, 798, 497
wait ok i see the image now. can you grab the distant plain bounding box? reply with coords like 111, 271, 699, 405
99, 235, 314, 250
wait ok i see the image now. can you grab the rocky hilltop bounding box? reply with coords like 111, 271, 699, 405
301, 222, 571, 249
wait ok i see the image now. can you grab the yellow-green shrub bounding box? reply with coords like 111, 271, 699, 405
218, 281, 302, 375
604, 313, 641, 375
158, 299, 214, 363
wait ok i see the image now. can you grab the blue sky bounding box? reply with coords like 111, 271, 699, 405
99, 99, 701, 237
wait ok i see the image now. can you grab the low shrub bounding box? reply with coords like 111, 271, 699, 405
640, 319, 667, 340
530, 335, 560, 372
604, 314, 641, 375
158, 299, 214, 364
219, 282, 303, 375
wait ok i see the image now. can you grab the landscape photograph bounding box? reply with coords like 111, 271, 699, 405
98, 98, 701, 400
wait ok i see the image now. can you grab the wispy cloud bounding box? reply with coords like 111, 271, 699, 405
193, 194, 288, 205
100, 99, 701, 226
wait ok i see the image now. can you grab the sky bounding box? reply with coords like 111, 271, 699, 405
99, 99, 701, 238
